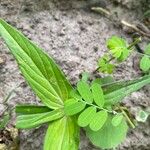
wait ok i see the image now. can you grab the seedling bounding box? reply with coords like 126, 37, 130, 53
0, 19, 150, 150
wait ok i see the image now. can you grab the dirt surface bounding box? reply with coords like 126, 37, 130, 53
0, 0, 150, 150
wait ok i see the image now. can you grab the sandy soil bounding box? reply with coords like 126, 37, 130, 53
0, 0, 150, 149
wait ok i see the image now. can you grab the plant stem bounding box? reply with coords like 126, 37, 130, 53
119, 106, 135, 128
79, 99, 116, 114
127, 37, 141, 50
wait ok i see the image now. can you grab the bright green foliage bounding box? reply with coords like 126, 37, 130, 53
91, 83, 104, 107
77, 81, 93, 103
16, 109, 64, 129
140, 56, 150, 72
78, 106, 96, 127
107, 36, 129, 61
89, 110, 108, 131
1, 19, 150, 150
0, 19, 72, 109
64, 99, 86, 116
44, 117, 79, 150
111, 114, 123, 126
98, 55, 115, 74
103, 75, 150, 105
136, 110, 149, 122
140, 44, 150, 72
16, 105, 52, 114
0, 19, 79, 150
86, 115, 128, 149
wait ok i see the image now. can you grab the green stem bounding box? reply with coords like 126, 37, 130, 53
119, 106, 135, 128
127, 37, 141, 50
79, 99, 116, 114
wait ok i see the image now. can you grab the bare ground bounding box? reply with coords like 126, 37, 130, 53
0, 0, 150, 149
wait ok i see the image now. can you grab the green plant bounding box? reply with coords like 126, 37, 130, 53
0, 19, 150, 150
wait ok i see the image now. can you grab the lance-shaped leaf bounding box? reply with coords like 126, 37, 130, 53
16, 105, 51, 115
86, 115, 128, 149
91, 83, 105, 108
111, 114, 123, 126
0, 19, 73, 109
89, 110, 108, 131
103, 75, 150, 105
16, 109, 64, 129
44, 117, 79, 150
78, 106, 96, 127
77, 81, 93, 104
64, 99, 86, 116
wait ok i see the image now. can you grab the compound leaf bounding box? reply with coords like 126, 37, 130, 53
0, 19, 72, 109
16, 109, 64, 129
77, 81, 93, 104
64, 99, 86, 116
86, 115, 128, 149
107, 36, 129, 61
91, 83, 105, 107
89, 110, 108, 131
44, 117, 79, 150
78, 106, 96, 127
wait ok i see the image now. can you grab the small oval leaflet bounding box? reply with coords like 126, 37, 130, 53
111, 114, 123, 127
91, 83, 105, 108
64, 99, 86, 116
77, 81, 93, 104
90, 110, 108, 131
78, 106, 96, 127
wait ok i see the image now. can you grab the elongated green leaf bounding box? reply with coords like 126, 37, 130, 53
16, 109, 64, 129
64, 99, 86, 116
91, 83, 105, 107
78, 106, 96, 127
77, 81, 93, 104
86, 115, 128, 149
16, 105, 51, 115
0, 19, 73, 109
111, 114, 123, 126
44, 117, 79, 150
90, 110, 108, 131
103, 75, 150, 105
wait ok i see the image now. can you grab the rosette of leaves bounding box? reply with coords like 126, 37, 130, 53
107, 36, 130, 61
1, 19, 150, 150
140, 43, 150, 72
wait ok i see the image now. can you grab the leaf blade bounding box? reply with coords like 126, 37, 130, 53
0, 19, 73, 109
77, 81, 93, 104
89, 110, 108, 131
91, 83, 105, 107
44, 117, 79, 150
16, 109, 64, 129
